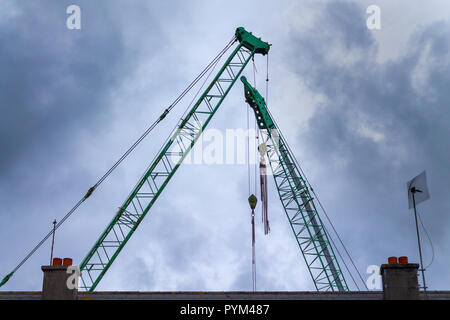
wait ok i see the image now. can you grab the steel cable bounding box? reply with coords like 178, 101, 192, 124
264, 106, 368, 290
0, 36, 237, 287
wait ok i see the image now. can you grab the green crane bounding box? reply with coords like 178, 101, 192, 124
0, 27, 348, 292
78, 27, 270, 291
79, 27, 348, 292
241, 76, 348, 291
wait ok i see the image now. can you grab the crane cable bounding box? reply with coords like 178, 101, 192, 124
244, 56, 364, 291
261, 54, 270, 233
252, 58, 258, 196
290, 145, 367, 290
247, 122, 257, 293
0, 36, 237, 288
264, 105, 368, 290
259, 55, 364, 289
246, 59, 260, 291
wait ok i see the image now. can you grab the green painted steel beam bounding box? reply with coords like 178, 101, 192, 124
79, 28, 270, 292
235, 27, 271, 55
241, 76, 349, 292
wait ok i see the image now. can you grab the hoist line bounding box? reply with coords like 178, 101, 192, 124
0, 36, 238, 288
265, 54, 269, 111
247, 105, 251, 196
254, 120, 258, 196
263, 53, 269, 227
253, 60, 258, 196
246, 72, 257, 291
249, 59, 259, 290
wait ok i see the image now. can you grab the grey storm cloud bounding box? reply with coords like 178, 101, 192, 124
287, 2, 450, 288
0, 1, 141, 289
0, 2, 127, 172
1, 0, 449, 292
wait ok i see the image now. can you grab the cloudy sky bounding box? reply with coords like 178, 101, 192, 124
1, 0, 450, 292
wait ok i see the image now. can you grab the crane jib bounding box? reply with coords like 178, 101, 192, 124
240, 76, 349, 292
78, 27, 270, 292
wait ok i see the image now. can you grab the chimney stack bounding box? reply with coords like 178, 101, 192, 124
380, 256, 420, 300
41, 257, 78, 300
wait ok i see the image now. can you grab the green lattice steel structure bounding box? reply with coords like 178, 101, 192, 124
241, 76, 348, 291
79, 27, 270, 291
79, 27, 348, 292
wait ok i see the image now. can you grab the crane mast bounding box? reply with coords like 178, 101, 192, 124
79, 28, 270, 291
241, 75, 348, 291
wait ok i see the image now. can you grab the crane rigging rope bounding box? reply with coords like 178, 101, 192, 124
260, 54, 270, 234
0, 36, 237, 288
248, 56, 364, 289
246, 55, 270, 292
1, 29, 363, 292
242, 61, 358, 291
263, 105, 368, 291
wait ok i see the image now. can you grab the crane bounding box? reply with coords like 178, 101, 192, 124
78, 27, 271, 291
241, 76, 348, 291
1, 27, 349, 292
78, 27, 347, 292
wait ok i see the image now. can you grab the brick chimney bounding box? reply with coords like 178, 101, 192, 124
41, 257, 78, 300
380, 256, 420, 300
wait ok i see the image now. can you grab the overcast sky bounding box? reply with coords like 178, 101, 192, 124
1, 0, 450, 292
